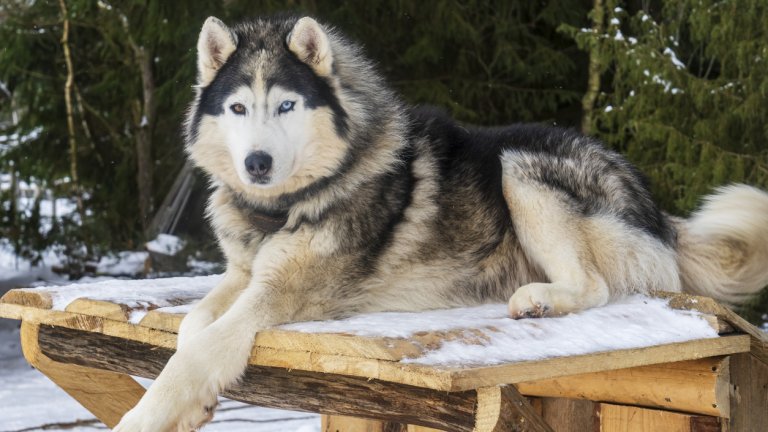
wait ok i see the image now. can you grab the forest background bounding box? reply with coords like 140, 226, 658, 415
1, 0, 766, 323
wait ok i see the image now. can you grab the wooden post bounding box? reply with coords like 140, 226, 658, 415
539, 399, 596, 432
20, 322, 145, 428
321, 415, 445, 432
473, 385, 554, 432
728, 353, 768, 432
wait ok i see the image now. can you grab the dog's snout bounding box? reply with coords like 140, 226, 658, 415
244, 152, 273, 177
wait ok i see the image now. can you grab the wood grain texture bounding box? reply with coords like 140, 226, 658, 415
1, 288, 743, 364
473, 385, 553, 432
20, 322, 145, 428
517, 357, 730, 417
37, 325, 477, 431
1, 289, 52, 309
65, 298, 131, 321
448, 335, 748, 391
728, 353, 768, 432
320, 415, 436, 432
539, 399, 596, 432
0, 299, 752, 392
597, 403, 722, 432
659, 292, 768, 365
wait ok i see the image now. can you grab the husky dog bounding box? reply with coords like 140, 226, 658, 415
115, 14, 768, 431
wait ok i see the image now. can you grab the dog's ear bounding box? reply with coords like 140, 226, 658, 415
197, 17, 237, 86
287, 17, 333, 76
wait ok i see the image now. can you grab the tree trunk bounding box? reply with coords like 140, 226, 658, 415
580, 0, 605, 135
58, 0, 85, 221
133, 46, 155, 237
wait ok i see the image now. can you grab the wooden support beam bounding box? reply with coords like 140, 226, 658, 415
728, 353, 768, 432
321, 415, 431, 431
473, 385, 553, 432
0, 298, 752, 393
517, 357, 730, 417
37, 325, 476, 431
597, 404, 722, 432
37, 325, 558, 431
538, 399, 596, 432
19, 322, 145, 428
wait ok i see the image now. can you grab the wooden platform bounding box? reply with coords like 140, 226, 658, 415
1, 283, 767, 432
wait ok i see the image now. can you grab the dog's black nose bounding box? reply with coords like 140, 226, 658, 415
244, 152, 272, 177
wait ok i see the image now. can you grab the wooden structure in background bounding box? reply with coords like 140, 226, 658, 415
1, 288, 766, 431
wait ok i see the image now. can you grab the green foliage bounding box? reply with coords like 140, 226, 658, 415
227, 0, 590, 124
0, 0, 222, 256
568, 0, 768, 215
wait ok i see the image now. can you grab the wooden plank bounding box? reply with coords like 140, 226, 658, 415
517, 357, 730, 417
254, 329, 425, 362
597, 403, 722, 432
37, 325, 478, 432
322, 415, 389, 432
1, 289, 52, 309
0, 302, 752, 392
321, 415, 419, 431
660, 292, 768, 365
20, 322, 145, 428
138, 309, 183, 332
2, 290, 736, 364
65, 298, 131, 321
408, 426, 446, 432
449, 335, 749, 391
728, 353, 768, 432
473, 385, 553, 432
539, 399, 596, 432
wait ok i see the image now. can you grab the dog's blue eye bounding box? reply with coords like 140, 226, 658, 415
278, 100, 295, 114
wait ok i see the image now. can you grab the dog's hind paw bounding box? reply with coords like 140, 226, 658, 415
508, 283, 556, 319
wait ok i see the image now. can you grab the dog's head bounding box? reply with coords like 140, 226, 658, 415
186, 16, 353, 200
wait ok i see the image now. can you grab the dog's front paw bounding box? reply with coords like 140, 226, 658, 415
113, 392, 218, 432
508, 283, 555, 319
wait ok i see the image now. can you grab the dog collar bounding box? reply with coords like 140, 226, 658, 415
248, 210, 289, 234
228, 189, 289, 234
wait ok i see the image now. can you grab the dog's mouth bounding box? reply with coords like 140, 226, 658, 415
249, 174, 272, 186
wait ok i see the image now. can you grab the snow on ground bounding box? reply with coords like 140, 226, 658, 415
146, 234, 185, 256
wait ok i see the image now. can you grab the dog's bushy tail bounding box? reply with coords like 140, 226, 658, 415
677, 184, 768, 305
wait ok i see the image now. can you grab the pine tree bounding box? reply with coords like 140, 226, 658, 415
566, 0, 768, 321
0, 0, 222, 264
566, 0, 768, 214
227, 0, 591, 125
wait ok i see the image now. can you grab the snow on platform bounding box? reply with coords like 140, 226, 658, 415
8, 275, 719, 366
283, 296, 719, 365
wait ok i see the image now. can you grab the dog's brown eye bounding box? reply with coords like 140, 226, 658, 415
230, 103, 246, 115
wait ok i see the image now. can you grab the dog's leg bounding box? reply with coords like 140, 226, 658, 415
114, 229, 319, 432
114, 277, 295, 432
501, 158, 610, 318
177, 268, 249, 350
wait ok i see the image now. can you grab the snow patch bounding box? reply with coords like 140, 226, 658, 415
146, 234, 185, 255
663, 47, 686, 69
16, 274, 221, 313
282, 295, 719, 366
97, 251, 149, 276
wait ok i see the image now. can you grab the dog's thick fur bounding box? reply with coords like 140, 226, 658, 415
115, 15, 768, 431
